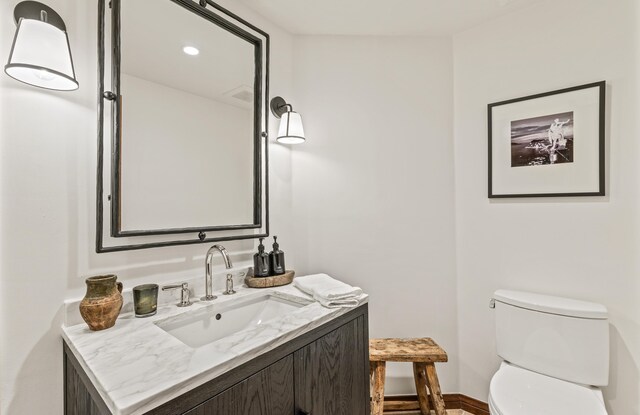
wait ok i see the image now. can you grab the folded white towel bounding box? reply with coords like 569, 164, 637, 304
315, 296, 361, 309
293, 274, 363, 308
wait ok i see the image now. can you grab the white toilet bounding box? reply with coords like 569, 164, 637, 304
489, 290, 609, 415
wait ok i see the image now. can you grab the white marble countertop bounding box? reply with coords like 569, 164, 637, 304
61, 277, 368, 415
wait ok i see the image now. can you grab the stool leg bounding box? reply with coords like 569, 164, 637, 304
425, 363, 446, 415
370, 361, 386, 415
412, 362, 431, 415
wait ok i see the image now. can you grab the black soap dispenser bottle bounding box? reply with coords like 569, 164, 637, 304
253, 238, 270, 277
269, 236, 286, 275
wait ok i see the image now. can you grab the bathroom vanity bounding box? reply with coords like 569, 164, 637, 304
62, 285, 369, 415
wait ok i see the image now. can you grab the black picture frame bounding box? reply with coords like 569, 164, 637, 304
487, 81, 606, 199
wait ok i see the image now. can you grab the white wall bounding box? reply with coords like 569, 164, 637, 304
453, 1, 640, 414
120, 73, 254, 230
0, 0, 295, 413
291, 35, 459, 394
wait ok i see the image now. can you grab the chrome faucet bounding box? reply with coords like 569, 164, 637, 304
202, 244, 232, 301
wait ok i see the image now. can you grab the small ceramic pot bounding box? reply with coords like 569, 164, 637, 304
79, 275, 123, 331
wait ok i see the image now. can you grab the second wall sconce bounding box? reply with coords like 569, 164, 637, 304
4, 1, 79, 91
270, 96, 305, 144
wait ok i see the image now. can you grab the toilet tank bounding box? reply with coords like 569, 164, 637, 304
493, 289, 609, 386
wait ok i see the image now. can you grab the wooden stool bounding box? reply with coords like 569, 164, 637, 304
369, 338, 448, 415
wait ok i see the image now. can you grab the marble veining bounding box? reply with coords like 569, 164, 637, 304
62, 280, 368, 415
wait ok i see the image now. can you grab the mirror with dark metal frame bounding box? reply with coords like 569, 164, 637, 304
96, 0, 269, 253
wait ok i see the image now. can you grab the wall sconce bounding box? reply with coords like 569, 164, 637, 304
270, 96, 305, 144
4, 1, 78, 91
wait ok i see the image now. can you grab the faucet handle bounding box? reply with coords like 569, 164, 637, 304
162, 282, 192, 307
223, 273, 236, 295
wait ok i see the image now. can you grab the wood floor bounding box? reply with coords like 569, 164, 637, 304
384, 411, 472, 415
379, 394, 489, 415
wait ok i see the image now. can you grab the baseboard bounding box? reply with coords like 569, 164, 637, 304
458, 394, 490, 415
383, 393, 489, 415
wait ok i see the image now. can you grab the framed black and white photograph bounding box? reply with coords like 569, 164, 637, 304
488, 81, 605, 198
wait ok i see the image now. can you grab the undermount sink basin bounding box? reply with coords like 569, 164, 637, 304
155, 294, 306, 348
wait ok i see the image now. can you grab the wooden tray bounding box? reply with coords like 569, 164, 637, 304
245, 270, 295, 288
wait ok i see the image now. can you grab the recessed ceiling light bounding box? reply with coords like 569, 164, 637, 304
183, 46, 199, 56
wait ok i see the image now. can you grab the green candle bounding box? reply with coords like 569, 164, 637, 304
133, 284, 159, 317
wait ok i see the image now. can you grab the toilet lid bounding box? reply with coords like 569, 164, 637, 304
489, 363, 608, 415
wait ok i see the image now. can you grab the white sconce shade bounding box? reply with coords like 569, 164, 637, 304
270, 96, 306, 144
277, 111, 305, 144
5, 3, 78, 91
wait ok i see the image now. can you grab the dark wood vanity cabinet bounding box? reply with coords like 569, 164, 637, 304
64, 304, 369, 415
184, 355, 295, 415
294, 316, 368, 415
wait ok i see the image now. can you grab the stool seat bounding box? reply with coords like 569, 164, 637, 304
369, 337, 448, 362
369, 337, 448, 415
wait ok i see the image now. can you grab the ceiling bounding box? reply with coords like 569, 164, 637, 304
236, 0, 543, 36
121, 0, 255, 107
